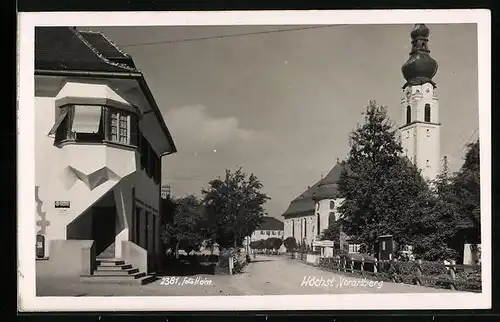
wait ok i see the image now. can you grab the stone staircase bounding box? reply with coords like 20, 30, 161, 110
80, 258, 157, 285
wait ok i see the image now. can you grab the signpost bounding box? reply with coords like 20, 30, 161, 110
313, 240, 334, 248
228, 257, 234, 275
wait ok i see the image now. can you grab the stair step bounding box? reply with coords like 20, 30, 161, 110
93, 268, 139, 276
97, 264, 133, 271
80, 273, 155, 285
140, 275, 158, 285
97, 259, 125, 266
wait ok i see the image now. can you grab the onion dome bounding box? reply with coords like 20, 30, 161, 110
401, 24, 438, 88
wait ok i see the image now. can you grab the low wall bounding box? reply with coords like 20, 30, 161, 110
121, 241, 147, 274
36, 239, 95, 278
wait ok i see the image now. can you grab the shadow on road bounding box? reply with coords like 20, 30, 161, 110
249, 259, 273, 263
156, 260, 217, 276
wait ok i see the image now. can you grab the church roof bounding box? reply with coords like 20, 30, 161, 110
401, 24, 438, 89
282, 161, 349, 218
282, 182, 320, 218
312, 161, 349, 201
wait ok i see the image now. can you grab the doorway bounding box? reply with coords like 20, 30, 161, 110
92, 206, 117, 258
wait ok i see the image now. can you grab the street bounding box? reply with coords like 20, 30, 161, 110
37, 255, 457, 296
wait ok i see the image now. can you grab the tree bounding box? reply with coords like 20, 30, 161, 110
268, 237, 283, 253
319, 219, 341, 249
412, 140, 480, 261
338, 101, 430, 252
202, 168, 270, 249
283, 237, 297, 252
453, 140, 480, 243
161, 195, 206, 258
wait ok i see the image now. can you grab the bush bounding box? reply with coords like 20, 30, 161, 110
233, 259, 248, 274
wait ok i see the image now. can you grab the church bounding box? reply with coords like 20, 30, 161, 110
282, 23, 442, 254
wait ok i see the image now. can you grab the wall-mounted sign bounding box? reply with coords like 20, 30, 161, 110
55, 200, 70, 215
55, 201, 70, 208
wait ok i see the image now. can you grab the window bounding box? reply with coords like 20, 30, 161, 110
424, 104, 431, 122
426, 160, 430, 167
304, 218, 307, 237
328, 212, 336, 226
330, 200, 335, 210
109, 110, 131, 145
382, 241, 386, 251
260, 231, 265, 235
406, 106, 411, 124
349, 244, 360, 253
406, 131, 410, 138
139, 132, 161, 184
426, 129, 430, 137
272, 231, 276, 235
51, 104, 138, 147
266, 231, 270, 235
292, 221, 295, 238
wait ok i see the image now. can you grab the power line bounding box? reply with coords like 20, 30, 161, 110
120, 25, 337, 48
459, 127, 479, 154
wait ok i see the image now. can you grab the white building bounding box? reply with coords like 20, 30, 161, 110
400, 23, 441, 182
35, 27, 177, 282
249, 216, 284, 241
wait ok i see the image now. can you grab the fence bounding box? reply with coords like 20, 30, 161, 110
316, 257, 481, 293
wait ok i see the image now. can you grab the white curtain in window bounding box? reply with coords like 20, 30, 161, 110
72, 105, 102, 133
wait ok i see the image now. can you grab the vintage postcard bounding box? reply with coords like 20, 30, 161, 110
17, 9, 491, 312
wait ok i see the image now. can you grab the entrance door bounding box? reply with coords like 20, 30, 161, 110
92, 206, 117, 258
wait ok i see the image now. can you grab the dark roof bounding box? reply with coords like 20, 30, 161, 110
312, 161, 349, 200
282, 161, 349, 218
79, 30, 137, 68
258, 217, 284, 231
282, 181, 320, 218
35, 27, 137, 73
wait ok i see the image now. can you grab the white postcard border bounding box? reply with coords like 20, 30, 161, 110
18, 9, 491, 312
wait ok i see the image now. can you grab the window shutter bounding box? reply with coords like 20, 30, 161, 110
140, 135, 148, 170
130, 115, 139, 146
48, 106, 70, 137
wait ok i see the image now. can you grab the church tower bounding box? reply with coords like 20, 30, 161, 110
400, 24, 441, 181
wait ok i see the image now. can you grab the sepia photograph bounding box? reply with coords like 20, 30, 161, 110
17, 10, 491, 311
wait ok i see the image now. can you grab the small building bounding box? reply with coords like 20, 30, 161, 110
34, 27, 177, 280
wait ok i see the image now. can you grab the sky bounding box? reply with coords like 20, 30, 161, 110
90, 24, 479, 219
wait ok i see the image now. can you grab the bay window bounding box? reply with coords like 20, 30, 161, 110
50, 103, 162, 183
50, 104, 138, 147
